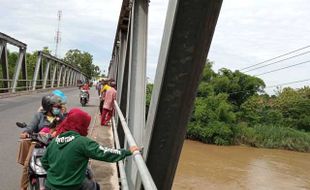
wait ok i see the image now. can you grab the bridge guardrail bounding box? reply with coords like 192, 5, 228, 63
114, 100, 157, 190
0, 32, 88, 94
111, 117, 129, 190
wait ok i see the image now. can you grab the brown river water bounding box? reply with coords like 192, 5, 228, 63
173, 140, 310, 190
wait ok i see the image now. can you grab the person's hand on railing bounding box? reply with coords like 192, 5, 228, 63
129, 146, 140, 154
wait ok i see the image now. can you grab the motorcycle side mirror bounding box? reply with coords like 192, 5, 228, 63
16, 122, 27, 128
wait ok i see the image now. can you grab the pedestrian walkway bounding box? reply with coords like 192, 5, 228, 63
89, 111, 119, 189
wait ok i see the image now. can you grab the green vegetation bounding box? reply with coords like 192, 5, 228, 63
146, 83, 153, 118
187, 61, 310, 152
234, 124, 310, 152
64, 49, 100, 78
145, 61, 310, 152
0, 47, 51, 90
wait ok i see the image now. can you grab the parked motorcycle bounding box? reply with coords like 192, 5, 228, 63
17, 122, 50, 190
80, 90, 89, 107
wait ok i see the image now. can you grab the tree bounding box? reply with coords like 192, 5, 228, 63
63, 49, 100, 78
7, 50, 18, 77
26, 47, 51, 80
212, 69, 265, 107
183, 61, 310, 150
145, 83, 153, 118
188, 93, 236, 145
240, 95, 283, 126
274, 87, 310, 131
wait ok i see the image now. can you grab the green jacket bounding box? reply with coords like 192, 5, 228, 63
41, 131, 132, 190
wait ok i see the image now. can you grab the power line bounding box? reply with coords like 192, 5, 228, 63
267, 78, 310, 88
239, 45, 310, 71
244, 51, 310, 73
227, 78, 310, 95
254, 60, 310, 76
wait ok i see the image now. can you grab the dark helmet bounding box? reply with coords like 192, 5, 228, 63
41, 94, 62, 112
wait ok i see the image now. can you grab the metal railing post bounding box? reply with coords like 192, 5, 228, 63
69, 70, 73, 86
66, 69, 71, 86
72, 72, 76, 86
12, 49, 25, 92
57, 65, 63, 87
70, 70, 73, 86
62, 68, 67, 87
32, 52, 42, 90
0, 42, 10, 90
0, 42, 3, 56
51, 63, 58, 88
43, 60, 51, 89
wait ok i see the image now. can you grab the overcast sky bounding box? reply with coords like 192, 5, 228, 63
1, 0, 309, 93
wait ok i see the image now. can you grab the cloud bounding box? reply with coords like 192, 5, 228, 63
208, 0, 310, 92
1, 0, 309, 93
0, 0, 122, 72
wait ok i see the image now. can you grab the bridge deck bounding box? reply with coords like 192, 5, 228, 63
89, 111, 119, 189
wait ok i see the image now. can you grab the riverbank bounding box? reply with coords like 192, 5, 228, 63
234, 124, 310, 152
186, 124, 310, 152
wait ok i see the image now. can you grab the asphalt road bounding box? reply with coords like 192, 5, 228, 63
0, 87, 99, 190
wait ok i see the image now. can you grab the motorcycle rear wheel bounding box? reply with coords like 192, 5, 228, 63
29, 180, 39, 190
29, 177, 45, 190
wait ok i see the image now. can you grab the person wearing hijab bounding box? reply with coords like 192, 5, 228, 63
41, 108, 139, 190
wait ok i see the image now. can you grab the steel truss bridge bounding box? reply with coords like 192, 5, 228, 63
0, 0, 223, 189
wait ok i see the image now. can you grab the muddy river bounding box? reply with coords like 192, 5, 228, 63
173, 140, 310, 190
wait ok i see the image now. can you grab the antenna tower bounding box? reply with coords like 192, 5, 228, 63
54, 10, 62, 58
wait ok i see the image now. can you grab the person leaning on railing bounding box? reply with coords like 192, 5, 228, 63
41, 108, 139, 190
101, 81, 116, 126
99, 79, 111, 115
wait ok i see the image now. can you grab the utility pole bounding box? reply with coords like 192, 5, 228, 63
54, 10, 62, 58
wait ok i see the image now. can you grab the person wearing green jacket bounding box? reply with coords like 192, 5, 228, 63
41, 108, 139, 190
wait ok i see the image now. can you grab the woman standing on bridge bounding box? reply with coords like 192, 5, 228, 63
101, 81, 116, 126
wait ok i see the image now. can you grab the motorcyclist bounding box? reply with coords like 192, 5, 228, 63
81, 82, 90, 100
81, 82, 90, 91
17, 94, 65, 190
37, 89, 67, 114
41, 108, 139, 190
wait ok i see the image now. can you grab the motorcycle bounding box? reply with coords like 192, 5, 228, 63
17, 122, 50, 190
80, 90, 89, 107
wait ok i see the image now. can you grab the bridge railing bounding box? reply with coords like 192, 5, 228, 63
0, 32, 87, 94
113, 100, 157, 190
0, 79, 34, 91
108, 0, 222, 189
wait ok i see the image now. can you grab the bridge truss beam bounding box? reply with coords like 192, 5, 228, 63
32, 51, 87, 90
109, 0, 222, 189
0, 32, 27, 92
144, 1, 223, 189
